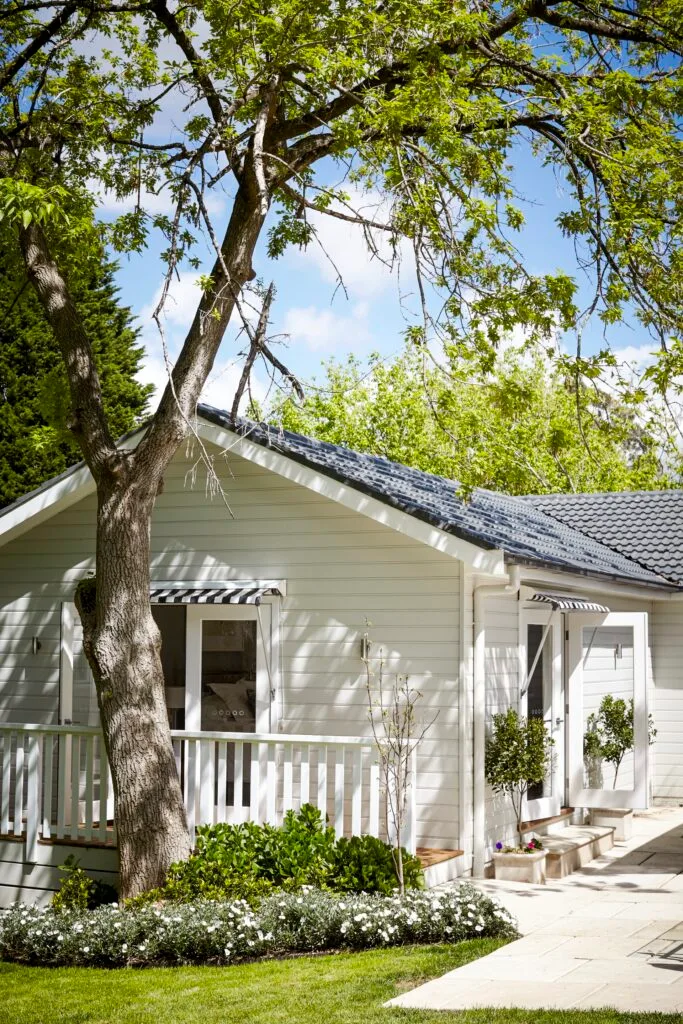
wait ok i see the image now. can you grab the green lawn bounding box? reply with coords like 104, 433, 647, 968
0, 942, 678, 1024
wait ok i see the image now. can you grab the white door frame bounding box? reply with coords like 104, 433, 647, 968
184, 602, 277, 733
521, 606, 564, 820
567, 611, 648, 809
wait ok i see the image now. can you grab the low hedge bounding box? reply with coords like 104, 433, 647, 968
0, 885, 517, 968
127, 805, 424, 906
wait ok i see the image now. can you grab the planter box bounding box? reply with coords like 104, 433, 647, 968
492, 849, 547, 884
589, 807, 633, 841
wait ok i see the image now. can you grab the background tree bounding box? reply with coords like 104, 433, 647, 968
2, 0, 683, 896
272, 347, 679, 494
0, 244, 151, 506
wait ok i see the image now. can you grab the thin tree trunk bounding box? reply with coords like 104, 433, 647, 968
77, 475, 192, 896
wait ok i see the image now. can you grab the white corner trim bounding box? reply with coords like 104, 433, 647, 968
198, 421, 506, 575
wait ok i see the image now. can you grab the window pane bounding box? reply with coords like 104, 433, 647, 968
200, 620, 257, 732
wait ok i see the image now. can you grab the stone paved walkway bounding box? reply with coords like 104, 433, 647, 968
388, 806, 683, 1013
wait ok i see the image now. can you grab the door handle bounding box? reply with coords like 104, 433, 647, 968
555, 717, 563, 727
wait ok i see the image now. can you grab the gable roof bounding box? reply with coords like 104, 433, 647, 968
0, 404, 677, 592
199, 406, 677, 591
523, 490, 683, 586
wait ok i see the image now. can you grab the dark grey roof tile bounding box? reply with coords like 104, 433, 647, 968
199, 406, 676, 590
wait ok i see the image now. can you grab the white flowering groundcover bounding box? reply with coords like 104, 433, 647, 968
0, 884, 517, 968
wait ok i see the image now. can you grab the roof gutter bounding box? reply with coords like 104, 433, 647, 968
513, 565, 680, 601
472, 564, 521, 876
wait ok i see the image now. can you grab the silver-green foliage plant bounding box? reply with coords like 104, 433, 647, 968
0, 885, 516, 967
485, 709, 554, 847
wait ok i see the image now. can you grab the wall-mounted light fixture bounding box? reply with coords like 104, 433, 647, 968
360, 632, 372, 661
31, 637, 42, 655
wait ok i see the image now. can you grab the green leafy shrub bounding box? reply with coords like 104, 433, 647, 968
332, 835, 423, 895
0, 884, 517, 967
129, 805, 422, 906
51, 855, 118, 912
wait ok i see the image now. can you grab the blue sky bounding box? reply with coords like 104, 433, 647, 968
108, 145, 656, 415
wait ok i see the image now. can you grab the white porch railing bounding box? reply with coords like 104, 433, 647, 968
0, 725, 418, 863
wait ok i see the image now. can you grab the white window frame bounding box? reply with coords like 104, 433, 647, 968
520, 606, 564, 820
184, 598, 281, 734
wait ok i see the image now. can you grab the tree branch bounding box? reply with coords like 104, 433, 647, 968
230, 282, 274, 421
18, 223, 119, 476
0, 1, 78, 93
148, 0, 225, 126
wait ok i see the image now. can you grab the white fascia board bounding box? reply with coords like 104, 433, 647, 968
517, 568, 674, 602
0, 464, 95, 548
198, 420, 506, 576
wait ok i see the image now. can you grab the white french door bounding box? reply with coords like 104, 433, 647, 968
568, 611, 648, 809
184, 603, 273, 734
522, 608, 564, 820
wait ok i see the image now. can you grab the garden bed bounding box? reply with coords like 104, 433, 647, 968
0, 885, 516, 968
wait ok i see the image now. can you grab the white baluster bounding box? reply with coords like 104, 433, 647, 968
25, 734, 40, 861
334, 746, 345, 839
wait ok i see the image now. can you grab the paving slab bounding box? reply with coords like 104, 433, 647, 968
572, 981, 683, 1013
388, 806, 683, 1013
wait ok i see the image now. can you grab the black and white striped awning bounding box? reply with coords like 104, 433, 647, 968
531, 591, 609, 613
150, 584, 282, 605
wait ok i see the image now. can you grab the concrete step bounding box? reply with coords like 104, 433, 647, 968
543, 824, 614, 879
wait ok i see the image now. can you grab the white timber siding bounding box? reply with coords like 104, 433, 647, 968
0, 838, 118, 907
482, 587, 522, 854
480, 582, 656, 858
651, 601, 683, 803
0, 441, 463, 850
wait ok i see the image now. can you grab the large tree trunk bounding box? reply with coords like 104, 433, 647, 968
20, 182, 267, 899
77, 473, 191, 896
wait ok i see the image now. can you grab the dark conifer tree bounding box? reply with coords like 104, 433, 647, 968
0, 250, 151, 506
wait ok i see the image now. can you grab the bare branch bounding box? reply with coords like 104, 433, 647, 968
230, 281, 275, 421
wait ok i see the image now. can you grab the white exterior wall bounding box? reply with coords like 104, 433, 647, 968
0, 442, 464, 850
651, 601, 683, 803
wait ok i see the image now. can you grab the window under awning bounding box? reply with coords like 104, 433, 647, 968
150, 582, 283, 605
530, 591, 610, 614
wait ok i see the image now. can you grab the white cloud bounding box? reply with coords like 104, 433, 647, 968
281, 302, 372, 352
285, 186, 412, 303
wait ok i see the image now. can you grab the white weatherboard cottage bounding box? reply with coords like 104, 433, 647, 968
0, 405, 681, 902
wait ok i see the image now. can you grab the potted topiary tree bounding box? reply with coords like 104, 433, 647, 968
586, 695, 656, 840
485, 708, 554, 883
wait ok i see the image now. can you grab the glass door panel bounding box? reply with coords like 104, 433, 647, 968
568, 612, 648, 809
523, 611, 563, 820
200, 620, 257, 733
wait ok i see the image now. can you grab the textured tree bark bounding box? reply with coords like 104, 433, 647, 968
20, 171, 267, 898
76, 473, 192, 894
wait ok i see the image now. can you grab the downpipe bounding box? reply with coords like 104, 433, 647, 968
472, 565, 521, 877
